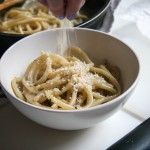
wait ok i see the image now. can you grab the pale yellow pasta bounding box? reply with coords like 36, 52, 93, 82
0, 4, 88, 34
11, 77, 25, 101
11, 46, 121, 110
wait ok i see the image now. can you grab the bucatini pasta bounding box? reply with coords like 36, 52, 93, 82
0, 3, 88, 34
11, 46, 121, 110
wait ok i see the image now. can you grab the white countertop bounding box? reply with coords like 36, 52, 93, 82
0, 103, 141, 150
0, 0, 150, 149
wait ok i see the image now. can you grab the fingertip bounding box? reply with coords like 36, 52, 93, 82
67, 13, 77, 20
58, 15, 65, 20
81, 0, 86, 7
66, 0, 85, 20
46, 0, 65, 19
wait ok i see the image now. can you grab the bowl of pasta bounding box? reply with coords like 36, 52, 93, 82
0, 28, 140, 130
0, 0, 110, 57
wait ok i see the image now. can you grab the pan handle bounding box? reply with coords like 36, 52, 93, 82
107, 117, 150, 150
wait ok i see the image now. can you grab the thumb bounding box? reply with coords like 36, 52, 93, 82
66, 0, 85, 20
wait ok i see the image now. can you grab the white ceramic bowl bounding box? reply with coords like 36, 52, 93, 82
0, 28, 140, 130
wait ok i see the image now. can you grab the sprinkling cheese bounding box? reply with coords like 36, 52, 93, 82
12, 46, 121, 110
56, 18, 74, 56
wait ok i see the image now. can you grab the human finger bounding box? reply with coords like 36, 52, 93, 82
38, 0, 65, 19
66, 0, 85, 20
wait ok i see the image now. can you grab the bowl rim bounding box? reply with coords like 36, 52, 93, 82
0, 27, 141, 113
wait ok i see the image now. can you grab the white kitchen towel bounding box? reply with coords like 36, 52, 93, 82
110, 0, 150, 120
111, 0, 150, 39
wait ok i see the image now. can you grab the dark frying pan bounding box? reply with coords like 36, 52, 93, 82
0, 0, 111, 57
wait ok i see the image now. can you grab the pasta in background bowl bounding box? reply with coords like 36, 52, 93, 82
0, 4, 88, 34
0, 28, 140, 130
